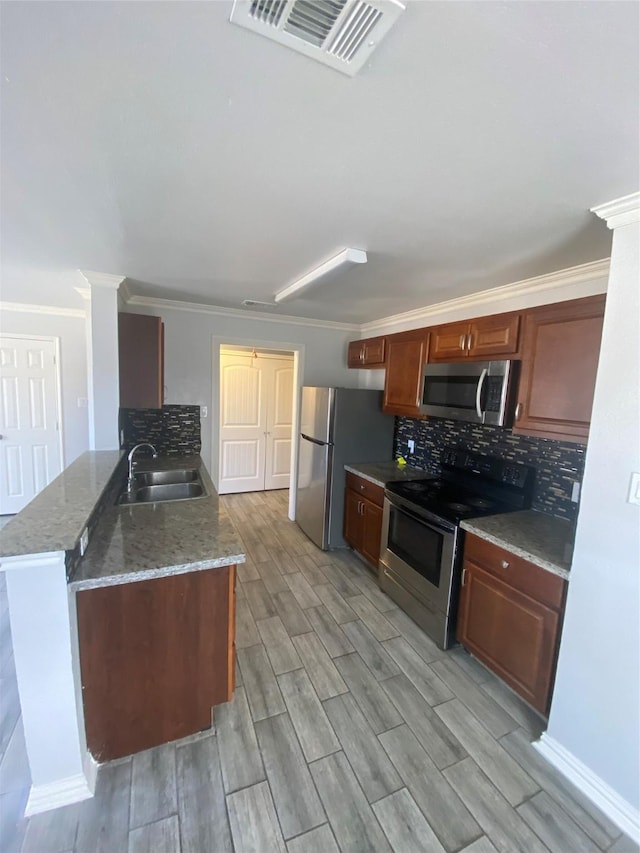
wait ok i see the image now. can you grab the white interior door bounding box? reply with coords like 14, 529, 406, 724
219, 354, 267, 494
265, 361, 294, 490
0, 336, 62, 514
219, 350, 293, 494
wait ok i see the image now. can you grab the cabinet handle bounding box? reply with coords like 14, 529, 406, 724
501, 560, 510, 569
360, 483, 365, 490
467, 333, 473, 351
515, 402, 523, 421
459, 334, 466, 350
461, 568, 467, 586
360, 349, 365, 362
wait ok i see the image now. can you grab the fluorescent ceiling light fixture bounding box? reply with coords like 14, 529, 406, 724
274, 248, 367, 303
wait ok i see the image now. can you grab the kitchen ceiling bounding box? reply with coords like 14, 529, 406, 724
0, 1, 638, 324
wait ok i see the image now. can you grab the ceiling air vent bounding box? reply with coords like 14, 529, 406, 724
241, 299, 279, 309
230, 0, 405, 76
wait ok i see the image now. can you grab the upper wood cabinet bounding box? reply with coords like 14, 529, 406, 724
382, 328, 430, 417
347, 336, 386, 368
514, 295, 605, 443
118, 313, 164, 409
429, 313, 521, 362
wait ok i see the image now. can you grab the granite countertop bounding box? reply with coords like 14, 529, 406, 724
0, 450, 123, 558
345, 460, 433, 488
69, 455, 245, 591
461, 510, 574, 580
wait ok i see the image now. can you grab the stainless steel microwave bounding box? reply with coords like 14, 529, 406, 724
420, 360, 516, 426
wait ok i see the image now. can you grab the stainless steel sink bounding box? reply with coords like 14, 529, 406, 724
133, 469, 199, 487
117, 471, 207, 505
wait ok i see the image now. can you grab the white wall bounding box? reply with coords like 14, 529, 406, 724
126, 304, 357, 472
544, 219, 640, 822
0, 309, 89, 466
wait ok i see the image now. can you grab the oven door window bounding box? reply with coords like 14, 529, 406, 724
388, 505, 443, 588
422, 374, 479, 411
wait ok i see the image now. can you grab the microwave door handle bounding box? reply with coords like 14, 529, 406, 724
475, 368, 488, 420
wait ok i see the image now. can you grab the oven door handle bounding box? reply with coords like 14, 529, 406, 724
475, 368, 488, 420
389, 499, 455, 536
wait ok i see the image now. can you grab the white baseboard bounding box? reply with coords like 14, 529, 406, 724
535, 733, 640, 843
25, 773, 94, 816
83, 750, 99, 795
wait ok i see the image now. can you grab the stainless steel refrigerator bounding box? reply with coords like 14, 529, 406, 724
295, 387, 395, 550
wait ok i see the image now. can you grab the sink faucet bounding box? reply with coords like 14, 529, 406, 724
127, 443, 159, 490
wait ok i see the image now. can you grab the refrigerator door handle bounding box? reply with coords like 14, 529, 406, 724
301, 433, 333, 447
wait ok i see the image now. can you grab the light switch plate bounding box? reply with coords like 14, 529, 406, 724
201, 406, 208, 418
408, 439, 415, 453
628, 472, 640, 506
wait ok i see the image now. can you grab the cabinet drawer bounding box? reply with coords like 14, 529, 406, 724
345, 472, 385, 507
464, 533, 566, 610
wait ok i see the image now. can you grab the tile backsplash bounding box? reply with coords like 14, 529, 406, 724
120, 405, 202, 456
395, 417, 586, 520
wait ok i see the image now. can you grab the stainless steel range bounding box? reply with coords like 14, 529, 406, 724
379, 449, 535, 650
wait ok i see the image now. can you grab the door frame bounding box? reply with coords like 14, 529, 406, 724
212, 337, 305, 520
0, 334, 65, 505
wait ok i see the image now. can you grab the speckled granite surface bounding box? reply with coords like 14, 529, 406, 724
0, 451, 123, 558
344, 461, 433, 488
69, 457, 245, 590
461, 510, 574, 580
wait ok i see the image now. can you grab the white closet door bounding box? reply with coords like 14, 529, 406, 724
218, 354, 267, 494
264, 360, 294, 490
0, 337, 62, 514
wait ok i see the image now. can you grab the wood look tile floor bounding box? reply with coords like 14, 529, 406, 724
0, 494, 637, 853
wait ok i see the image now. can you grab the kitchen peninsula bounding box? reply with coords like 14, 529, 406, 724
0, 451, 244, 814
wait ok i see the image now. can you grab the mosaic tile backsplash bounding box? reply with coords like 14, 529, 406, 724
394, 417, 586, 520
120, 405, 202, 457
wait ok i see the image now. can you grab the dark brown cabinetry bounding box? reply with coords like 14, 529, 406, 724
429, 313, 520, 362
514, 295, 605, 443
382, 329, 430, 417
118, 312, 164, 409
347, 336, 386, 368
77, 566, 236, 761
457, 534, 566, 715
344, 472, 385, 570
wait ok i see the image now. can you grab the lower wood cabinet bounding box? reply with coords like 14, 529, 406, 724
457, 534, 566, 715
344, 472, 385, 570
76, 565, 236, 761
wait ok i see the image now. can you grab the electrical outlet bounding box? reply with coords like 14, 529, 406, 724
80, 528, 89, 556
571, 481, 581, 503
77, 397, 88, 408
408, 439, 415, 453
201, 406, 208, 418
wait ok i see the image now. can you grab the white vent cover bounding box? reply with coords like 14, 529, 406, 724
241, 299, 279, 309
230, 0, 405, 76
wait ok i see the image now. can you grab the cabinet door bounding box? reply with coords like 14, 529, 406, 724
383, 330, 429, 416
362, 336, 386, 366
361, 500, 384, 569
429, 322, 470, 362
347, 340, 364, 368
469, 313, 520, 358
77, 566, 234, 761
514, 295, 605, 443
457, 561, 560, 714
118, 313, 164, 409
343, 488, 364, 550
347, 337, 386, 368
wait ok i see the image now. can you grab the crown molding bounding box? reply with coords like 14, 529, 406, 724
124, 294, 360, 331
78, 270, 125, 290
591, 192, 640, 229
74, 287, 91, 302
118, 279, 132, 302
0, 301, 85, 318
360, 258, 610, 333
